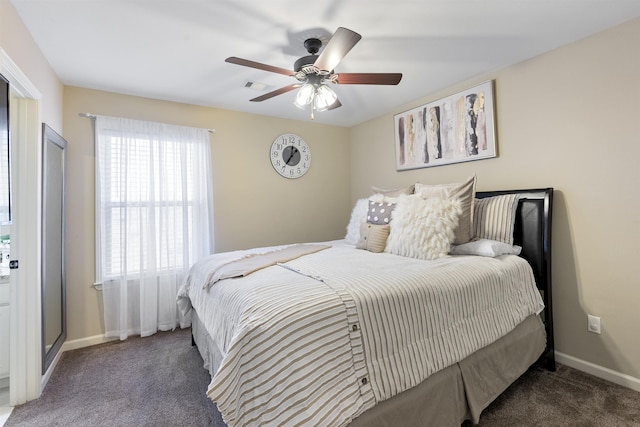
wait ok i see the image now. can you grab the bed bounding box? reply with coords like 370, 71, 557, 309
178, 186, 554, 427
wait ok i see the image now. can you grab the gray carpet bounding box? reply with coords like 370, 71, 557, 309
470, 362, 640, 427
6, 328, 224, 427
5, 328, 640, 426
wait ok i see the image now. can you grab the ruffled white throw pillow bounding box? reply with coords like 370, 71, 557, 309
385, 194, 462, 260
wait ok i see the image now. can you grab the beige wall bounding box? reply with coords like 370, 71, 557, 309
62, 87, 351, 340
0, 0, 64, 130
350, 18, 640, 380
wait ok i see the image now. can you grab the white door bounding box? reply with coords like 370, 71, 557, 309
1, 49, 43, 406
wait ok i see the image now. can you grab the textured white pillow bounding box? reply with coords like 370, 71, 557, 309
450, 239, 522, 257
385, 194, 462, 260
345, 199, 369, 245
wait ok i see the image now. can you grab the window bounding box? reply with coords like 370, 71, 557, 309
95, 116, 213, 339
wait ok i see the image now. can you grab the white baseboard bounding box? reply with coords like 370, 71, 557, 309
62, 334, 116, 352
556, 351, 640, 393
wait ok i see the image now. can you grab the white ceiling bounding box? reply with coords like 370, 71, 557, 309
10, 0, 640, 127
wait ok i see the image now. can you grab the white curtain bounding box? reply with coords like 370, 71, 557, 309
95, 116, 213, 340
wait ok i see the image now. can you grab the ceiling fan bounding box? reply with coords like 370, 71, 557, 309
225, 27, 402, 118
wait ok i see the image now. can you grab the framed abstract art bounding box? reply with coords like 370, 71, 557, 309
394, 80, 497, 171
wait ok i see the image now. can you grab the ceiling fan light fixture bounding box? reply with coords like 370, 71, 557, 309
314, 84, 338, 112
227, 27, 402, 118
294, 83, 315, 108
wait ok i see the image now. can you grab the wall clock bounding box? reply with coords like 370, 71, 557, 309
270, 133, 311, 179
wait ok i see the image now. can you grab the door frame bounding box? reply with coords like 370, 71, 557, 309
1, 48, 43, 405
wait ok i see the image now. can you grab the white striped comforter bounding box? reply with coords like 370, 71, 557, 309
178, 241, 543, 427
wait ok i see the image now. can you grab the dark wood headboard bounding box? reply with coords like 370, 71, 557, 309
476, 188, 555, 371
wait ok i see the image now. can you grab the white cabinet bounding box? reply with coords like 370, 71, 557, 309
0, 280, 9, 379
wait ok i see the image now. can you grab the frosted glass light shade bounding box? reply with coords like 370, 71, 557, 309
294, 83, 315, 108
314, 85, 337, 111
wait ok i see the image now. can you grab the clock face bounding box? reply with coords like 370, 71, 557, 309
270, 134, 311, 179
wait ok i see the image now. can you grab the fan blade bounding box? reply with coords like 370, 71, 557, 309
250, 84, 300, 102
225, 57, 294, 77
335, 73, 403, 85
314, 27, 362, 72
327, 99, 342, 110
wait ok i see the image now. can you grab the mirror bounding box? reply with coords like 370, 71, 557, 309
42, 123, 66, 373
0, 73, 10, 225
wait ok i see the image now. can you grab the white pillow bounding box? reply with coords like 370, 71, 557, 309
450, 239, 522, 257
345, 199, 369, 245
474, 194, 520, 245
384, 194, 462, 260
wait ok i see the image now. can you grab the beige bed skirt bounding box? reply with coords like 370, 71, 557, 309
191, 312, 546, 427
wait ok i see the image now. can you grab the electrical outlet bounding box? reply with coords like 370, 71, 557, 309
588, 314, 601, 334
